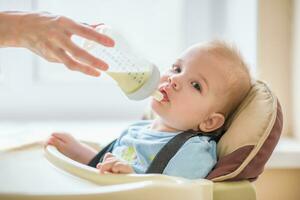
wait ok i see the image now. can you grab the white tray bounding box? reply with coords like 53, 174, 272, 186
0, 142, 213, 200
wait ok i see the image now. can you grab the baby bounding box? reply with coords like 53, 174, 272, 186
47, 40, 251, 179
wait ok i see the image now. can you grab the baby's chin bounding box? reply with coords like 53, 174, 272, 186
150, 97, 165, 113
150, 101, 179, 127
150, 99, 159, 113
150, 97, 175, 121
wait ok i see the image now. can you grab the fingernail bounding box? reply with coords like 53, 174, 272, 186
92, 71, 101, 77
109, 39, 115, 47
101, 63, 109, 71
105, 38, 115, 47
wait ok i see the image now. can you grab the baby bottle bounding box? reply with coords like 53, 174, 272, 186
83, 25, 163, 101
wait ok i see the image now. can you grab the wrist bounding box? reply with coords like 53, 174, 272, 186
0, 11, 27, 47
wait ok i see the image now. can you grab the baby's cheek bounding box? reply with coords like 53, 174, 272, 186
160, 73, 169, 82
174, 106, 201, 126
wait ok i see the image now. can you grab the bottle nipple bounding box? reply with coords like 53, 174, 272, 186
152, 90, 164, 101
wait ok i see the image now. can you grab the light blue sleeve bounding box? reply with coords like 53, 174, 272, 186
163, 137, 217, 179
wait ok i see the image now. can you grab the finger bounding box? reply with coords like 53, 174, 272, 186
70, 22, 114, 47
99, 159, 118, 174
103, 152, 114, 161
51, 132, 72, 142
46, 136, 55, 146
99, 162, 113, 174
111, 162, 123, 173
80, 22, 104, 29
60, 38, 109, 70
50, 137, 65, 150
96, 163, 102, 169
103, 157, 117, 163
90, 23, 104, 28
112, 162, 133, 174
96, 162, 114, 170
54, 48, 101, 77
50, 134, 65, 143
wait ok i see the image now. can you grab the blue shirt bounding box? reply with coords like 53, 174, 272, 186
112, 120, 217, 179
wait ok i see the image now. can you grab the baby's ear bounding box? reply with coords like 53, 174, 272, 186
199, 113, 225, 133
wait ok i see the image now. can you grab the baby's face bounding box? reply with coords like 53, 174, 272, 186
151, 44, 228, 132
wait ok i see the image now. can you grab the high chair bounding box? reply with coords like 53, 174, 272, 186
0, 80, 283, 200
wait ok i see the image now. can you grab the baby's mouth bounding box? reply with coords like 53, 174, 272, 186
159, 87, 170, 102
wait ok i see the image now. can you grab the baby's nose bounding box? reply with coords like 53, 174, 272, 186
168, 76, 180, 90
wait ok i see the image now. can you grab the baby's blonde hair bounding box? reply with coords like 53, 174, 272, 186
203, 40, 252, 119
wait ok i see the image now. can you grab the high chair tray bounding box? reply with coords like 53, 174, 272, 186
0, 143, 213, 200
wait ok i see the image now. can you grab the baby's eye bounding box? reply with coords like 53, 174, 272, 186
171, 65, 181, 73
191, 81, 202, 92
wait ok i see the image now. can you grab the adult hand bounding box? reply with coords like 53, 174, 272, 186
0, 11, 114, 76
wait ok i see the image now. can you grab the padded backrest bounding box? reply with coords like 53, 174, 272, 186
206, 80, 283, 182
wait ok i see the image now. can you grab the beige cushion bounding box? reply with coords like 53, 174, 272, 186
206, 80, 283, 181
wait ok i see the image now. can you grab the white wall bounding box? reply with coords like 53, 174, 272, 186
184, 0, 257, 75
